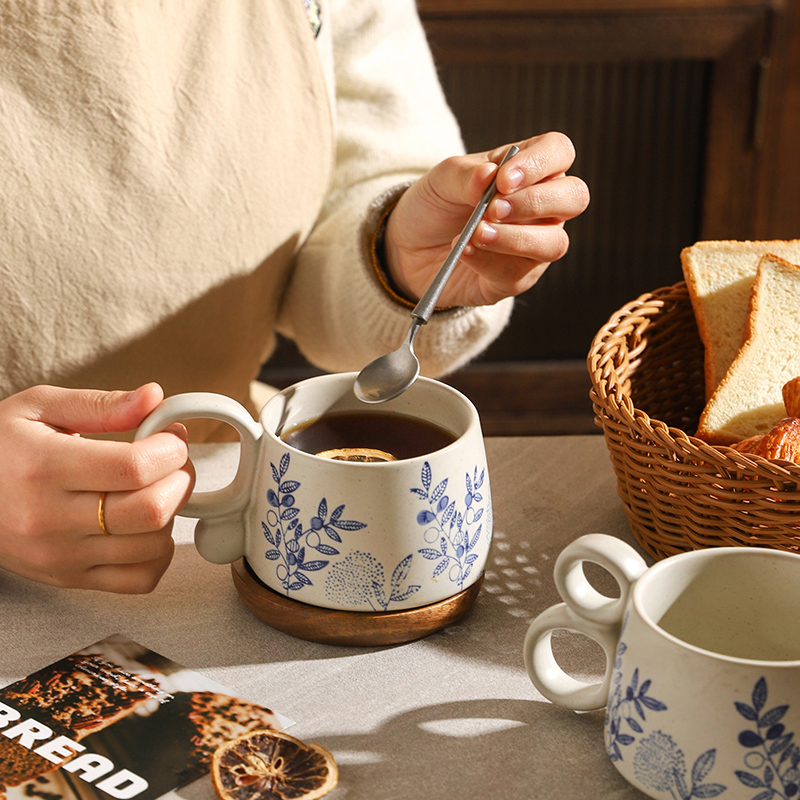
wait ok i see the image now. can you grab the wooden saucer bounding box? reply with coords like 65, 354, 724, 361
230, 559, 483, 647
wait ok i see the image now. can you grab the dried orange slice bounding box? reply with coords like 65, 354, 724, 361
211, 729, 337, 800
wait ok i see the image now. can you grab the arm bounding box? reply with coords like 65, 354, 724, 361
279, 0, 588, 378
277, 0, 515, 377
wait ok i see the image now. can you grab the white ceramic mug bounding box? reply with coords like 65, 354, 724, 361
524, 534, 800, 800
135, 372, 492, 612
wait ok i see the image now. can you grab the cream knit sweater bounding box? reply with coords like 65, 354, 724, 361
0, 0, 512, 439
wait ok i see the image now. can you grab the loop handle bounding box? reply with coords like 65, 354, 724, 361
523, 534, 648, 711
135, 393, 263, 563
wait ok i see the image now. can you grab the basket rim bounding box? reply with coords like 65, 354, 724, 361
587, 281, 800, 483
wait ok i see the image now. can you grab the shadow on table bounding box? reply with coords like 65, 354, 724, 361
178, 697, 638, 800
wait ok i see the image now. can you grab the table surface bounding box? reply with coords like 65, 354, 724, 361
0, 435, 653, 800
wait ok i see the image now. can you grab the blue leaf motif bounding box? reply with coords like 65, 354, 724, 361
262, 523, 275, 545
761, 706, 789, 728
692, 749, 716, 785
417, 510, 436, 525
315, 544, 339, 556
302, 560, 329, 572
753, 677, 768, 712
432, 560, 448, 579
271, 462, 280, 483
737, 771, 766, 788
442, 502, 455, 525
391, 585, 421, 602
693, 785, 727, 798
769, 735, 793, 756
265, 549, 280, 560
640, 695, 668, 712
431, 479, 448, 502
736, 702, 758, 721
318, 498, 328, 519
740, 731, 765, 748
281, 507, 299, 520
331, 519, 367, 531
267, 489, 280, 507
410, 488, 427, 498
419, 548, 442, 561
280, 481, 300, 493
279, 452, 290, 477
421, 461, 432, 490
673, 768, 689, 800
391, 554, 413, 589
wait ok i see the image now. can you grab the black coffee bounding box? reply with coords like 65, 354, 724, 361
281, 411, 457, 461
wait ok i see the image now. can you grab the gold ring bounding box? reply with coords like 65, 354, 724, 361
98, 492, 111, 536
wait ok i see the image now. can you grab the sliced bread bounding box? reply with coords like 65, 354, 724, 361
696, 253, 800, 445
681, 239, 800, 398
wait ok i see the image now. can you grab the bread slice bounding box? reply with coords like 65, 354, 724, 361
681, 239, 800, 398
696, 254, 800, 445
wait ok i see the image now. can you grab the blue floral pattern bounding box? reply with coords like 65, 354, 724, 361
607, 622, 727, 799
324, 550, 420, 611
262, 452, 365, 595
413, 461, 487, 589
734, 677, 799, 799
259, 452, 489, 609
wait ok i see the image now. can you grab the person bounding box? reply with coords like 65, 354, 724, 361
0, 0, 589, 593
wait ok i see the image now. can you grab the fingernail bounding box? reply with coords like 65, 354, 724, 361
476, 221, 497, 246
491, 199, 512, 221
506, 168, 524, 190
167, 422, 189, 443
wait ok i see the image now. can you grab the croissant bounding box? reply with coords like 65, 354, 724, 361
782, 376, 800, 418
730, 416, 800, 463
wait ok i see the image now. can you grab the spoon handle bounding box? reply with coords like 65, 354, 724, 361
411, 144, 519, 324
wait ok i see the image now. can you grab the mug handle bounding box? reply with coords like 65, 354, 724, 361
523, 534, 648, 711
134, 393, 263, 564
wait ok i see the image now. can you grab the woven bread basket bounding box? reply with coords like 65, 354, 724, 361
587, 281, 800, 560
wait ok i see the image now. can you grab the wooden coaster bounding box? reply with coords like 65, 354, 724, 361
231, 558, 483, 647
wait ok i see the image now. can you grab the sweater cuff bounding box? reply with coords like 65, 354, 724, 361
367, 186, 456, 314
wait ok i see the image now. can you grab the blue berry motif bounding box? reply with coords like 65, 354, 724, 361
262, 452, 365, 595
413, 461, 487, 589
734, 677, 799, 799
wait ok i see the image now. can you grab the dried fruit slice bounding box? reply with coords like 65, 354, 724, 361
315, 447, 396, 462
211, 729, 337, 800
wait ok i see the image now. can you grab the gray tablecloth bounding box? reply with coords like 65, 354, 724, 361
0, 436, 651, 799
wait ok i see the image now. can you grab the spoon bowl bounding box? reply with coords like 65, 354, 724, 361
353, 322, 421, 403
354, 145, 518, 404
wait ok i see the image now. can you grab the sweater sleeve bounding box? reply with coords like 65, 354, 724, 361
276, 0, 513, 378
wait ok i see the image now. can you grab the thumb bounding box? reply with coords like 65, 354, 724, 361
25, 383, 165, 435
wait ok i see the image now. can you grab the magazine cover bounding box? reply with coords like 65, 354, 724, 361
0, 634, 291, 800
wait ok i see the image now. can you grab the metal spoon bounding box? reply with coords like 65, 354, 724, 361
354, 144, 519, 404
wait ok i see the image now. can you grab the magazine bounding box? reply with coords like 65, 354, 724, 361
0, 635, 291, 800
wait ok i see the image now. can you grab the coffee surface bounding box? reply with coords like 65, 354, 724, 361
281, 411, 457, 461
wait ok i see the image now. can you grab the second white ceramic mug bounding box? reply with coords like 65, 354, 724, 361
524, 534, 800, 800
136, 372, 492, 612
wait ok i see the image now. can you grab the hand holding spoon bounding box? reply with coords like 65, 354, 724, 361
354, 145, 519, 404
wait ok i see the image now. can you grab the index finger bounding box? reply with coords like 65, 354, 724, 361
493, 132, 577, 195
51, 426, 190, 492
